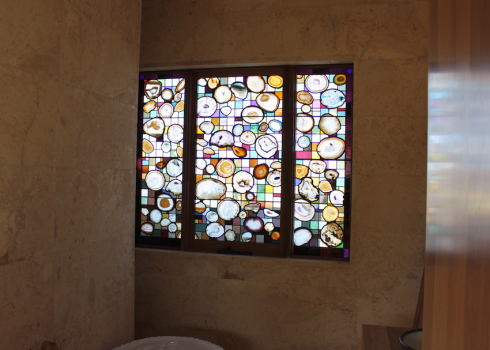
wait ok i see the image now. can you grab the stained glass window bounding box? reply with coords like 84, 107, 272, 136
136, 72, 185, 248
293, 67, 352, 259
194, 75, 283, 244
136, 66, 352, 260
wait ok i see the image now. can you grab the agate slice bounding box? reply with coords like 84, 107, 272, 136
149, 209, 162, 224
320, 223, 343, 247
208, 77, 220, 89
176, 78, 185, 92
309, 160, 327, 174
294, 227, 312, 246
256, 93, 280, 112
240, 131, 256, 145
322, 205, 339, 222
143, 118, 165, 137
319, 115, 341, 135
144, 80, 162, 99
230, 82, 248, 99
334, 74, 347, 85
166, 179, 182, 196
175, 101, 185, 112
196, 138, 207, 147
206, 211, 218, 222
161, 88, 173, 101
321, 89, 346, 108
319, 180, 333, 193
195, 202, 206, 213
294, 200, 315, 221
297, 91, 313, 104
199, 121, 214, 134
267, 170, 281, 187
232, 146, 247, 158
270, 161, 281, 170
297, 136, 311, 149
221, 106, 232, 115
295, 165, 309, 179
142, 139, 153, 153
214, 85, 232, 103
210, 130, 234, 147
225, 230, 236, 241
168, 124, 184, 143
325, 169, 339, 180
244, 203, 260, 213
232, 124, 243, 136
197, 96, 217, 117
141, 222, 154, 235
233, 171, 254, 193
298, 177, 319, 202
317, 137, 345, 159
268, 75, 283, 88
256, 135, 278, 158
196, 178, 226, 199
206, 222, 224, 238
196, 159, 207, 170
329, 190, 344, 206
259, 122, 269, 132
145, 171, 165, 191
241, 232, 253, 242
246, 76, 265, 93
158, 103, 174, 118
264, 209, 279, 218
217, 198, 241, 220
244, 217, 264, 233
268, 120, 282, 132
166, 159, 183, 177
216, 159, 236, 178
305, 75, 328, 92
264, 222, 275, 232
162, 142, 171, 152
253, 164, 269, 179
157, 194, 174, 211
143, 101, 156, 113
205, 164, 215, 174
242, 106, 264, 124
296, 114, 314, 133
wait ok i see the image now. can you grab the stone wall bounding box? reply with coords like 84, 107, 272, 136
0, 0, 142, 349
136, 0, 428, 349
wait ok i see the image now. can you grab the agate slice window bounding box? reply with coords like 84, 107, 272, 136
136, 66, 353, 261
136, 72, 185, 248
195, 75, 283, 244
294, 68, 352, 259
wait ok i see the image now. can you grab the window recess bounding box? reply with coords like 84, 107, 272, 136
136, 65, 353, 261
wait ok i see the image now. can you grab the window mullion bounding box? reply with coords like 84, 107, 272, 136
182, 70, 198, 250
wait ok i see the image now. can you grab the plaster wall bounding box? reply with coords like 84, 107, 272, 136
0, 0, 141, 349
136, 0, 428, 349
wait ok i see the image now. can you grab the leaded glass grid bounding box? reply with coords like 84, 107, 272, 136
136, 72, 185, 247
293, 67, 352, 259
194, 75, 283, 244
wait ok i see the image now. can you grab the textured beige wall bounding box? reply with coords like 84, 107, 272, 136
0, 0, 141, 349
136, 0, 428, 349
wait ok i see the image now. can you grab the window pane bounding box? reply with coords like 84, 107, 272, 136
294, 67, 352, 259
136, 72, 185, 247
195, 75, 284, 244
